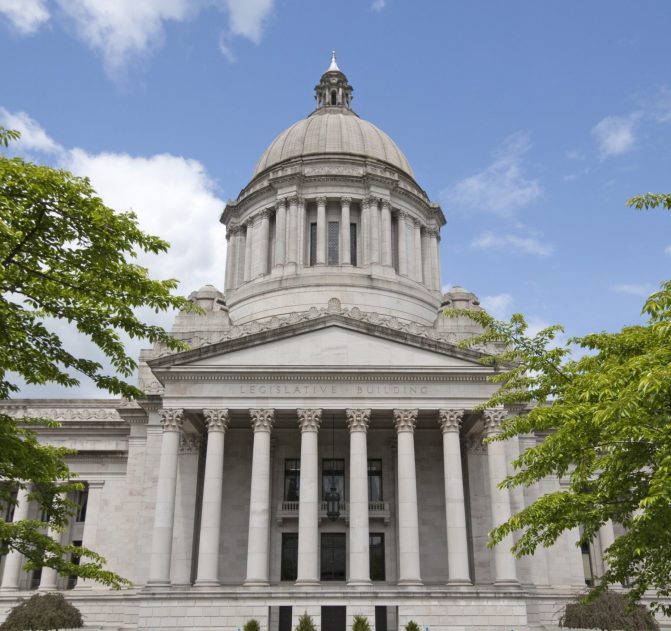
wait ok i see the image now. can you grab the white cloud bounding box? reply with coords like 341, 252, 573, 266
443, 132, 543, 216
0, 107, 63, 155
224, 0, 273, 43
481, 293, 513, 320
371, 0, 386, 11
611, 283, 656, 298
665, 245, 671, 256
591, 114, 639, 157
0, 0, 49, 34
471, 231, 553, 256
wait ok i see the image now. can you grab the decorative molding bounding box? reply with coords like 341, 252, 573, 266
203, 408, 230, 433
346, 408, 371, 432
393, 408, 418, 432
276, 197, 287, 209
159, 408, 184, 433
483, 408, 507, 437
315, 196, 327, 206
297, 408, 322, 432
179, 434, 201, 454
287, 195, 299, 207
438, 408, 464, 433
340, 196, 352, 206
1, 407, 124, 422
250, 408, 275, 432
380, 199, 391, 211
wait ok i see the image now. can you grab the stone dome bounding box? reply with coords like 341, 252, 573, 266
253, 110, 414, 178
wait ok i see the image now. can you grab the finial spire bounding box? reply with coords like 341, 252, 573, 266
328, 51, 340, 72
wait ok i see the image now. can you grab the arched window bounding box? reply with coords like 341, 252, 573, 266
331, 90, 337, 105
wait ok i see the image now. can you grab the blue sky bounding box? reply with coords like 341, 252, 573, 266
2, 0, 670, 396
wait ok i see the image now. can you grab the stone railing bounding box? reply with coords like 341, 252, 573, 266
275, 500, 390, 525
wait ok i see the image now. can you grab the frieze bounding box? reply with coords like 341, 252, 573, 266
0, 407, 124, 422
303, 166, 364, 177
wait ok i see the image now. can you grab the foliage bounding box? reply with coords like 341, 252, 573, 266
404, 621, 421, 631
559, 590, 660, 630
295, 612, 316, 631
0, 592, 83, 630
0, 128, 194, 587
446, 194, 671, 614
244, 620, 261, 631
352, 615, 371, 631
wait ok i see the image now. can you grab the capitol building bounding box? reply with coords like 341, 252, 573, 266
0, 55, 616, 631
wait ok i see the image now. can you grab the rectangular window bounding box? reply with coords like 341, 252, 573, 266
327, 221, 339, 265
281, 533, 298, 581
369, 533, 386, 581
350, 223, 358, 266
581, 541, 594, 586
279, 607, 293, 631
284, 459, 300, 502
321, 533, 346, 580
75, 484, 89, 522
368, 459, 383, 502
309, 223, 317, 266
67, 540, 82, 589
322, 459, 345, 502
4, 489, 17, 523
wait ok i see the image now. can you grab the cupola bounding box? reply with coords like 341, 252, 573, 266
314, 52, 354, 111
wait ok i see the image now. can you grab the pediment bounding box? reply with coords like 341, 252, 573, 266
149, 315, 489, 372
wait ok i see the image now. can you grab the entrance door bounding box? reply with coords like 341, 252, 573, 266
322, 606, 346, 631
279, 606, 292, 631
320, 533, 346, 581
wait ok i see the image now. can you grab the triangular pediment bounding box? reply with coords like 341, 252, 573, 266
149, 315, 489, 372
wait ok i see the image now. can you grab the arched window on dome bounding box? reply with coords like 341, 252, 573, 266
331, 90, 337, 106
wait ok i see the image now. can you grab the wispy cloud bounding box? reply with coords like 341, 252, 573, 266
443, 132, 542, 217
591, 114, 639, 158
612, 283, 656, 297
0, 0, 276, 75
371, 0, 386, 11
471, 231, 553, 256
0, 107, 63, 155
0, 0, 48, 34
665, 245, 671, 256
481, 293, 513, 320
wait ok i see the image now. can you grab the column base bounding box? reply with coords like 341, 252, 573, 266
194, 579, 221, 588
493, 579, 520, 587
295, 578, 320, 586
397, 579, 423, 586
0, 586, 19, 592
346, 579, 372, 587
73, 582, 94, 590
243, 579, 270, 587
37, 586, 57, 592
446, 579, 472, 586
145, 580, 171, 588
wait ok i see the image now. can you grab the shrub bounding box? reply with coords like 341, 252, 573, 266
405, 622, 421, 631
0, 592, 83, 630
244, 620, 261, 631
352, 615, 371, 631
559, 590, 659, 630
295, 612, 316, 631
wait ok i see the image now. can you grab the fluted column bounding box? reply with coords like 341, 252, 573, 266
1, 486, 31, 590
275, 198, 287, 268
340, 197, 351, 265
257, 210, 270, 276
346, 408, 372, 585
361, 198, 370, 266
368, 197, 380, 264
316, 197, 326, 265
243, 221, 253, 282
297, 197, 306, 266
245, 408, 275, 585
38, 506, 64, 591
412, 220, 422, 281
397, 212, 408, 276
394, 409, 422, 585
296, 409, 322, 585
599, 520, 616, 573
147, 408, 184, 586
380, 200, 392, 266
232, 226, 244, 289
74, 481, 105, 589
429, 228, 441, 290
438, 409, 471, 584
287, 196, 299, 264
224, 229, 234, 292
484, 409, 518, 584
421, 229, 431, 288
195, 409, 229, 586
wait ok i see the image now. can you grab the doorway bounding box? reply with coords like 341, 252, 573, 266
320, 533, 346, 581
321, 606, 346, 631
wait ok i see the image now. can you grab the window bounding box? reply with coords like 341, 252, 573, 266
327, 221, 339, 265
309, 223, 317, 266
67, 540, 82, 589
350, 223, 358, 266
321, 533, 346, 580
284, 459, 300, 502
4, 488, 17, 523
331, 90, 337, 106
369, 533, 386, 581
581, 541, 594, 586
322, 459, 345, 501
281, 533, 298, 581
368, 460, 383, 502
75, 484, 89, 522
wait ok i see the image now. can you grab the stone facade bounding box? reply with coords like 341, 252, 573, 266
0, 55, 640, 630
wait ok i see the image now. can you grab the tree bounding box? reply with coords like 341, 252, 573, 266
0, 127, 195, 587
448, 193, 671, 614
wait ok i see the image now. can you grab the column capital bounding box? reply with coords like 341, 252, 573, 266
203, 408, 230, 433
276, 197, 287, 210
393, 408, 418, 432
413, 218, 422, 228
258, 208, 271, 219
159, 408, 184, 432
365, 195, 379, 207
250, 408, 275, 432
340, 196, 352, 206
346, 408, 371, 432
483, 408, 507, 437
297, 408, 322, 432
179, 433, 202, 454
397, 210, 410, 221
287, 195, 299, 206
427, 227, 440, 238
229, 224, 242, 236
438, 409, 465, 433
380, 199, 391, 211
315, 196, 327, 206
